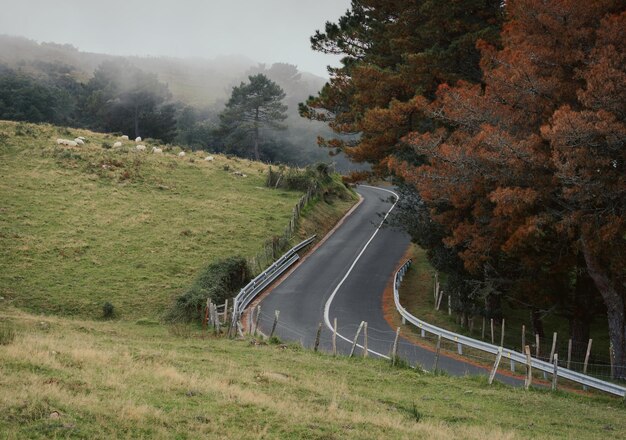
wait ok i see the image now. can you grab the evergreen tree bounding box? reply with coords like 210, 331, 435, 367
219, 74, 287, 160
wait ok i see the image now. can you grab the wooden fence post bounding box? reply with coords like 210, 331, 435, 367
500, 319, 505, 347
269, 310, 280, 338
252, 306, 261, 336
490, 318, 494, 344
223, 299, 229, 323
391, 327, 400, 366
314, 322, 322, 352
535, 334, 540, 358
204, 298, 210, 329
610, 343, 615, 380
521, 325, 526, 353
583, 338, 592, 391
482, 317, 486, 340
549, 332, 557, 363
488, 347, 503, 385
433, 334, 442, 371
349, 321, 365, 358
363, 322, 368, 358
552, 353, 559, 391
332, 317, 337, 356
524, 345, 532, 390
447, 295, 452, 316
567, 339, 572, 370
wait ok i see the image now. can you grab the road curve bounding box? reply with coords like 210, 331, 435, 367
257, 185, 524, 386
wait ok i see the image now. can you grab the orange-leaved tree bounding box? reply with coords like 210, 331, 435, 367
392, 0, 625, 373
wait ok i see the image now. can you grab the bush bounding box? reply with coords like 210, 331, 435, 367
0, 321, 16, 345
167, 256, 251, 322
102, 302, 115, 319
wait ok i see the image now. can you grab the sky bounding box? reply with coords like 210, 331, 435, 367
0, 0, 351, 77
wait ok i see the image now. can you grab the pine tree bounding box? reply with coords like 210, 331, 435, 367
219, 74, 287, 161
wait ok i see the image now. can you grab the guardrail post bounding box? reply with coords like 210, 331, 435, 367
314, 322, 322, 352
489, 347, 503, 385
583, 338, 592, 390
349, 321, 365, 358
552, 353, 559, 391
269, 310, 280, 339
391, 327, 400, 366
524, 345, 532, 390
332, 317, 337, 356
363, 322, 368, 358
433, 334, 442, 371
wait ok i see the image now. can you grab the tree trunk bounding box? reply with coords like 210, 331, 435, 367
253, 107, 260, 161
531, 308, 545, 338
134, 103, 140, 139
582, 238, 626, 379
569, 257, 597, 350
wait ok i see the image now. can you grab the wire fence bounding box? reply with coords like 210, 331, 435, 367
247, 182, 319, 275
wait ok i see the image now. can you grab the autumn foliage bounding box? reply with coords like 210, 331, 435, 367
388, 1, 626, 375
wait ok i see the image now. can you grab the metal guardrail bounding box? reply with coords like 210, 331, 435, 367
230, 235, 317, 331
393, 259, 626, 398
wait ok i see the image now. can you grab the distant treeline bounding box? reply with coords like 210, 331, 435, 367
0, 59, 329, 165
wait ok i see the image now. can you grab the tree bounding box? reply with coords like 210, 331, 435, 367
219, 74, 287, 161
390, 1, 625, 373
301, 0, 503, 174
82, 60, 173, 139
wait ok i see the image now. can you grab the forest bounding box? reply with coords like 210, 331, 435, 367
302, 0, 625, 378
0, 36, 345, 166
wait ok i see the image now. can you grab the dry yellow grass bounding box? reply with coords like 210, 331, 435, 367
1, 308, 624, 439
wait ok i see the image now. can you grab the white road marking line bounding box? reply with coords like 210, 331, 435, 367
323, 185, 399, 359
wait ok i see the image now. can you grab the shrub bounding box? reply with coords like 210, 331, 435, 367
101, 142, 112, 149
0, 321, 16, 345
167, 256, 251, 322
102, 302, 115, 319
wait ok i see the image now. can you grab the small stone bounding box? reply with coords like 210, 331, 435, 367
49, 411, 61, 419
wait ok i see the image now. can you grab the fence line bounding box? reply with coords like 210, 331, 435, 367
393, 259, 626, 398
248, 182, 319, 275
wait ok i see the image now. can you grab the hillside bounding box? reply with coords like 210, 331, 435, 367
0, 308, 624, 439
0, 120, 353, 320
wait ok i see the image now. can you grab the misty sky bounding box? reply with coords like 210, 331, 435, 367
0, 0, 351, 77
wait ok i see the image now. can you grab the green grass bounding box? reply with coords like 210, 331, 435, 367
0, 308, 624, 439
0, 120, 306, 320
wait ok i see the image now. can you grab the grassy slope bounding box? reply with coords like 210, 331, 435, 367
0, 310, 624, 440
0, 121, 305, 320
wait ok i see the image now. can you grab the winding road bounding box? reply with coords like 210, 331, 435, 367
257, 185, 524, 386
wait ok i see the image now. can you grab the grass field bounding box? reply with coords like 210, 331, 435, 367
0, 309, 624, 439
0, 120, 352, 321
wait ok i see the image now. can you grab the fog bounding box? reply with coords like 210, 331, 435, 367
0, 0, 350, 77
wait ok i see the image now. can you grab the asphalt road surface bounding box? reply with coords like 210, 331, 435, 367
257, 185, 524, 386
